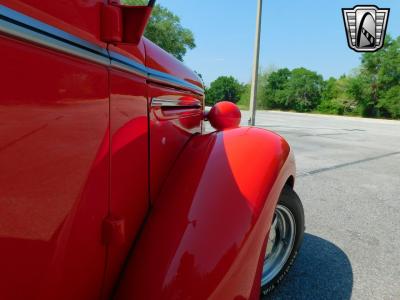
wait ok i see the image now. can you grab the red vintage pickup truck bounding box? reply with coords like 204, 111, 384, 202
0, 1, 304, 299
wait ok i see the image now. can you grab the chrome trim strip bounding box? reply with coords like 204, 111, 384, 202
0, 5, 108, 57
0, 5, 204, 94
148, 69, 204, 94
109, 50, 148, 75
110, 51, 204, 93
151, 98, 202, 108
0, 18, 110, 66
110, 60, 148, 77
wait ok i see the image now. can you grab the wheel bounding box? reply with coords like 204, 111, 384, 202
260, 185, 305, 296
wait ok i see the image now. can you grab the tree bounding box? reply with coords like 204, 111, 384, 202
262, 68, 324, 112
318, 77, 342, 114
206, 76, 243, 105
378, 86, 400, 118
346, 73, 371, 116
318, 76, 357, 115
357, 35, 400, 117
376, 36, 400, 118
263, 68, 291, 109
122, 0, 195, 61
238, 69, 272, 109
286, 68, 324, 112
321, 77, 339, 101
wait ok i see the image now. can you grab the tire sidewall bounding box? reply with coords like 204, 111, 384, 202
261, 186, 305, 296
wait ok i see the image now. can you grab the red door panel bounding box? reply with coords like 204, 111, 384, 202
103, 44, 149, 297
149, 84, 203, 202
0, 34, 109, 300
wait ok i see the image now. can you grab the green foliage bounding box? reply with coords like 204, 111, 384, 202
321, 77, 339, 101
235, 35, 400, 119
378, 86, 400, 118
237, 83, 251, 109
206, 76, 244, 105
263, 68, 291, 109
318, 75, 357, 115
354, 35, 400, 118
237, 70, 270, 109
262, 68, 324, 112
122, 0, 195, 61
210, 37, 400, 118
286, 68, 324, 112
317, 98, 345, 115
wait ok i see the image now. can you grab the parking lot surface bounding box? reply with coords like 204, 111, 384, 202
210, 110, 400, 299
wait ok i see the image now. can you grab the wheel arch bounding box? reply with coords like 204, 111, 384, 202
115, 127, 296, 300
285, 175, 295, 189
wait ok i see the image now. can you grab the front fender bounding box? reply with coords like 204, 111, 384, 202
116, 127, 295, 300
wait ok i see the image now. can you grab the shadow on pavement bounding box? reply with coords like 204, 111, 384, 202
264, 233, 353, 300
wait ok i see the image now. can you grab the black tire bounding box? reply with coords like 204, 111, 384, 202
260, 185, 305, 296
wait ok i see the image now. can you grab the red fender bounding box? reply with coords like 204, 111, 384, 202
115, 127, 295, 300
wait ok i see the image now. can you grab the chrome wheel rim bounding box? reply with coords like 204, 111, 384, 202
261, 204, 296, 287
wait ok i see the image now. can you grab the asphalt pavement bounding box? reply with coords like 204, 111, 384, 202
209, 110, 400, 299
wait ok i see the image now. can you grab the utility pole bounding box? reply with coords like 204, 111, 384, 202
248, 0, 263, 126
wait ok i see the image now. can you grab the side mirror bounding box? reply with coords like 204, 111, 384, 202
102, 0, 156, 45
207, 101, 241, 131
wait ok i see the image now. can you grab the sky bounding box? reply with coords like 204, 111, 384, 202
159, 0, 400, 86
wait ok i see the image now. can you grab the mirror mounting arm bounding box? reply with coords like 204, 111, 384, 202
101, 2, 155, 45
